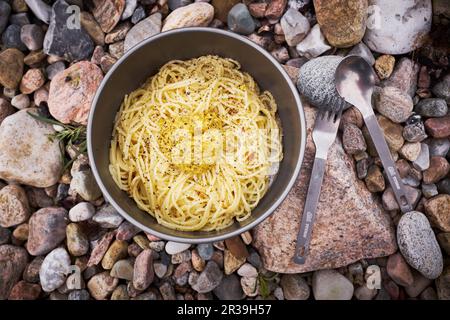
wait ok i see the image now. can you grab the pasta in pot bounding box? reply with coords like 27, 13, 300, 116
109, 55, 283, 231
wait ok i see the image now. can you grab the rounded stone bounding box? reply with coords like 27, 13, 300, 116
66, 223, 89, 256
415, 98, 448, 118
397, 211, 443, 280
20, 68, 45, 95
280, 274, 311, 300
162, 2, 214, 32
0, 48, 24, 89
20, 24, 45, 51
374, 86, 414, 123
227, 3, 256, 35
363, 0, 432, 54
69, 202, 96, 222
87, 271, 119, 300
0, 184, 30, 228
39, 247, 71, 292
312, 269, 354, 300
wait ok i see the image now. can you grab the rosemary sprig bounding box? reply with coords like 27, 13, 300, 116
27, 111, 87, 172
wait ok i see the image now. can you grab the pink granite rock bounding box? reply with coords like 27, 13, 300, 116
90, 0, 125, 33
253, 104, 397, 273
48, 61, 103, 125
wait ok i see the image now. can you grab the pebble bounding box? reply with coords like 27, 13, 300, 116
237, 263, 258, 278
121, 0, 137, 20
427, 138, 450, 157
80, 11, 105, 46
45, 61, 65, 80
415, 98, 448, 118
153, 261, 168, 278
422, 183, 438, 198
314, 0, 367, 48
0, 245, 28, 299
20, 24, 44, 51
108, 41, 124, 59
8, 281, 41, 300
87, 231, 115, 267
365, 165, 385, 193
425, 117, 450, 139
423, 156, 449, 184
105, 22, 132, 44
241, 276, 258, 297
224, 236, 249, 259
438, 178, 450, 195
387, 252, 414, 287
348, 42, 375, 66
399, 142, 421, 161
0, 98, 14, 124
20, 68, 45, 94
48, 61, 103, 125
312, 269, 354, 300
27, 207, 67, 256
66, 271, 84, 291
66, 223, 89, 256
133, 249, 154, 290
342, 123, 366, 155
172, 250, 191, 264
424, 194, 450, 232
265, 0, 287, 20
23, 256, 44, 284
24, 0, 51, 24
69, 202, 95, 222
2, 24, 27, 51
375, 86, 413, 123
213, 274, 244, 300
131, 5, 146, 24
227, 3, 255, 35
165, 241, 191, 255
111, 284, 129, 300
43, 0, 94, 62
224, 249, 246, 275
91, 0, 126, 33
39, 247, 71, 292
412, 143, 430, 171
162, 2, 214, 32
397, 211, 443, 279
124, 13, 161, 52
280, 8, 309, 47
10, 93, 30, 110
354, 285, 377, 300
405, 270, 432, 297
363, 0, 432, 54
159, 281, 176, 300
110, 259, 134, 281
87, 271, 119, 300
116, 221, 141, 241
420, 286, 438, 300
0, 226, 11, 245
68, 289, 90, 301
297, 55, 348, 110
191, 261, 223, 293
92, 204, 123, 228
432, 74, 450, 105
0, 184, 30, 228
197, 243, 214, 260
375, 55, 395, 80
0, 48, 24, 89
148, 240, 165, 252
436, 266, 450, 300
383, 58, 420, 98
168, 0, 193, 11
382, 185, 420, 211
191, 249, 206, 272
0, 1, 11, 34
403, 119, 428, 143
280, 274, 310, 300
296, 24, 331, 59
102, 240, 128, 270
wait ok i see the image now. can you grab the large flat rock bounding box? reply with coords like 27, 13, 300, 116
253, 103, 397, 273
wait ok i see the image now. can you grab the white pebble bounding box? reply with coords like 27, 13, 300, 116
165, 241, 190, 255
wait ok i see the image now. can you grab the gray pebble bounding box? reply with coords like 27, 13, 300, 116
227, 3, 255, 35
191, 261, 223, 293
46, 61, 66, 80
403, 119, 428, 142
68, 289, 90, 300
9, 13, 30, 27
2, 24, 27, 51
412, 143, 430, 171
0, 1, 11, 34
415, 98, 448, 118
432, 74, 450, 105
197, 243, 214, 260
348, 42, 375, 66
297, 56, 350, 112
121, 0, 138, 20
213, 274, 245, 300
422, 184, 438, 198
92, 204, 123, 228
24, 0, 52, 24
0, 226, 11, 245
427, 138, 450, 157
437, 178, 450, 195
397, 211, 443, 280
131, 5, 146, 24
11, 94, 30, 110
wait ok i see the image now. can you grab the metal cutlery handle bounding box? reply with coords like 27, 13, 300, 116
293, 157, 326, 264
364, 114, 413, 213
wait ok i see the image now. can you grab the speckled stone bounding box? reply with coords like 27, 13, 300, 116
397, 211, 443, 280
253, 104, 397, 273
124, 13, 161, 52
162, 2, 214, 32
415, 98, 448, 118
297, 56, 349, 111
0, 245, 28, 299
90, 0, 125, 33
